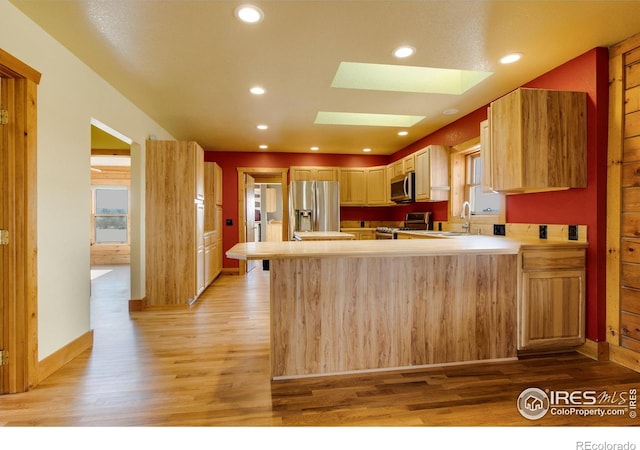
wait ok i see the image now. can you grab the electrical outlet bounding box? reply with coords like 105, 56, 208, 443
568, 225, 579, 241
539, 225, 548, 239
493, 224, 506, 236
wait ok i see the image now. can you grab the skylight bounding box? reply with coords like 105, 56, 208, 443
314, 111, 424, 127
331, 62, 493, 95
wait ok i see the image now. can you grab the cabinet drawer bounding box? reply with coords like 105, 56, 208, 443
522, 249, 585, 270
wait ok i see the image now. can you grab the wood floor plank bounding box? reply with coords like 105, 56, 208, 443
1, 265, 640, 428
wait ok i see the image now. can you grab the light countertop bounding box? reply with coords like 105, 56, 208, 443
226, 234, 587, 261
293, 231, 355, 241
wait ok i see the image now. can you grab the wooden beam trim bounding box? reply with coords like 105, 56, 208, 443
0, 48, 42, 84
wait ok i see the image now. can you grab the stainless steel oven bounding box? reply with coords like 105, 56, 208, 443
375, 212, 432, 239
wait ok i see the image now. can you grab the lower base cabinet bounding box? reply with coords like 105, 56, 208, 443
518, 248, 586, 351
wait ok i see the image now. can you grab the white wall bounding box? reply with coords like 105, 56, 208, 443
1, 1, 174, 359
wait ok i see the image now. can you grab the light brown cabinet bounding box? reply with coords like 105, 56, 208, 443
339, 168, 367, 205
480, 118, 494, 192
290, 166, 339, 182
414, 145, 450, 201
204, 162, 223, 285
518, 248, 586, 351
365, 166, 387, 206
488, 88, 587, 193
145, 140, 205, 307
339, 166, 389, 206
340, 228, 375, 240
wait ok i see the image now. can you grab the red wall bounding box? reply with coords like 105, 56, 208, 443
206, 47, 609, 342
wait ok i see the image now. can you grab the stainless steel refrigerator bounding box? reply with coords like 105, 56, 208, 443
288, 180, 340, 239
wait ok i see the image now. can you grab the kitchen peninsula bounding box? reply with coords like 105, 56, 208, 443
227, 236, 587, 379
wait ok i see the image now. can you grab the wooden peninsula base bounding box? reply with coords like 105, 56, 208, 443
270, 253, 517, 379
226, 238, 581, 379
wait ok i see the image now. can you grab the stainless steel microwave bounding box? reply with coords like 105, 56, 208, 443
390, 172, 415, 203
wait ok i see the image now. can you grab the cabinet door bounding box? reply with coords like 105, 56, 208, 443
194, 142, 205, 201
519, 269, 585, 350
403, 154, 415, 173
480, 117, 494, 192
414, 148, 430, 201
196, 202, 205, 296
366, 166, 387, 205
290, 168, 314, 181
429, 145, 449, 201
339, 169, 367, 205
214, 163, 223, 206
315, 168, 338, 181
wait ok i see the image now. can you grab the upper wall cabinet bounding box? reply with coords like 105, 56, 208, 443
488, 88, 587, 193
414, 145, 450, 202
290, 166, 339, 182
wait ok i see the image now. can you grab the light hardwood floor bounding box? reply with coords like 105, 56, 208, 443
1, 266, 640, 429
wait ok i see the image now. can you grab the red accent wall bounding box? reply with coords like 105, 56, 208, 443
206, 47, 608, 342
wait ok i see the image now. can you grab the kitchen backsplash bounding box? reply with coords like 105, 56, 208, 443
341, 220, 587, 242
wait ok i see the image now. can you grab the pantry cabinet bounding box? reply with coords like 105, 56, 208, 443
146, 140, 205, 307
204, 162, 223, 285
488, 88, 587, 193
414, 145, 450, 201
518, 248, 586, 351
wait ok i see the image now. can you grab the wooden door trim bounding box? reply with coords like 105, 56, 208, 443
236, 168, 288, 274
0, 49, 40, 393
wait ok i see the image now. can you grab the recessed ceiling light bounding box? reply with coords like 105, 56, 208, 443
250, 86, 266, 95
259, 145, 268, 149
393, 46, 415, 58
500, 53, 522, 64
310, 146, 319, 151
235, 4, 264, 23
363, 148, 372, 153
442, 108, 459, 115
256, 124, 268, 130
398, 130, 409, 136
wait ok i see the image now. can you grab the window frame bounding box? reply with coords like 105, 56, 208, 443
91, 186, 130, 245
449, 137, 505, 230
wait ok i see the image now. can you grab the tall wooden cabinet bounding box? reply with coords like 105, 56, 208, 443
488, 88, 587, 193
204, 162, 223, 286
145, 140, 205, 307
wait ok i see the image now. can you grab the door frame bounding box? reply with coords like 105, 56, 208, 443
236, 167, 288, 274
0, 49, 40, 393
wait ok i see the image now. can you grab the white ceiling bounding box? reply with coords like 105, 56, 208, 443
11, 1, 640, 155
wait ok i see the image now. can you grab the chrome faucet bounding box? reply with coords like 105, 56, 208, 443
461, 201, 471, 233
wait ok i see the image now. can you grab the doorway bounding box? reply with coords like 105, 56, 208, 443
0, 50, 41, 393
236, 168, 289, 275
89, 123, 132, 323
